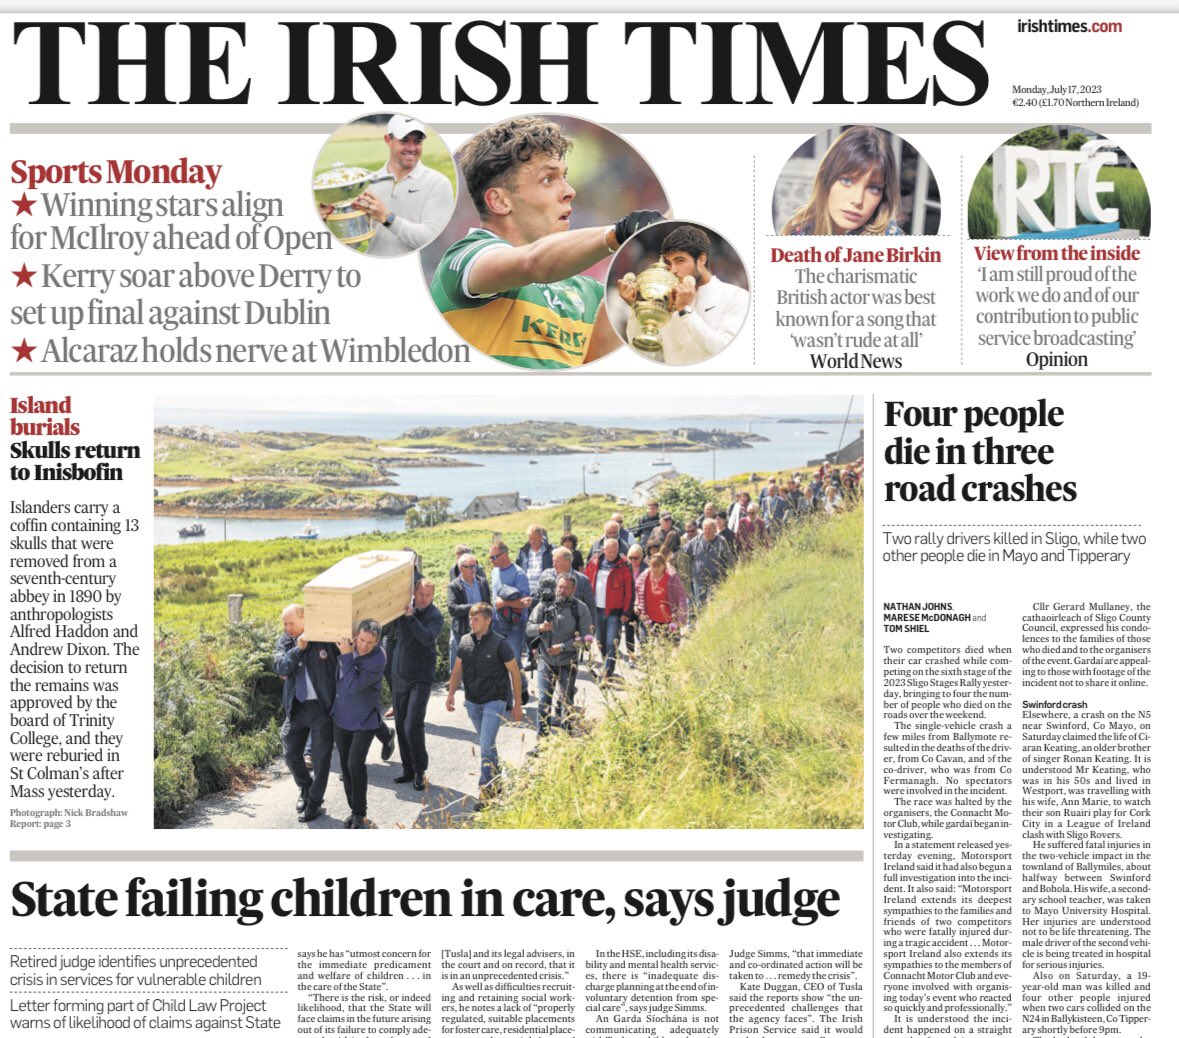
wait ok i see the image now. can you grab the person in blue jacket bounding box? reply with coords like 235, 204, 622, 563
332, 618, 387, 829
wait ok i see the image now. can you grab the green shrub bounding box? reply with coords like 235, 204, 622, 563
635, 475, 710, 528
153, 620, 287, 824
154, 754, 198, 827
969, 160, 1150, 237
1005, 126, 1061, 150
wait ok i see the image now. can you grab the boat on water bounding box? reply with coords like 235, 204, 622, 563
294, 520, 320, 540
651, 454, 672, 466
529, 459, 538, 465
178, 519, 206, 538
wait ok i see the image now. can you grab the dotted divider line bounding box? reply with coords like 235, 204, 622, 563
751, 153, 757, 367
883, 523, 1143, 527
11, 947, 288, 950
11, 991, 289, 994
959, 155, 965, 367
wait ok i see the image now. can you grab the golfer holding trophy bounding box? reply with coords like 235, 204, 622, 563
312, 114, 454, 256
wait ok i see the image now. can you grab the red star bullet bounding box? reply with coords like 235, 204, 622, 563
13, 339, 35, 362
13, 192, 36, 216
13, 263, 34, 287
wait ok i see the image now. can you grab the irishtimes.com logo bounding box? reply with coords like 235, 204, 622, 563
1017, 18, 1124, 33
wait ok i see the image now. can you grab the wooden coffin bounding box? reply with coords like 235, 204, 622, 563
301, 550, 415, 641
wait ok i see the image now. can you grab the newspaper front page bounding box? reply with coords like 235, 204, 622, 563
2, 6, 1172, 1038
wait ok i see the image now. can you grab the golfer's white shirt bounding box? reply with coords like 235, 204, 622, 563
366, 162, 454, 257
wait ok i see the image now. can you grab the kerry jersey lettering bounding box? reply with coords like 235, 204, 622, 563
429, 229, 605, 369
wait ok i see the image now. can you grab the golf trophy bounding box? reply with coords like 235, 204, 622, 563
312, 163, 397, 247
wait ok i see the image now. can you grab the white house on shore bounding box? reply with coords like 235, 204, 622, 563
628, 468, 679, 506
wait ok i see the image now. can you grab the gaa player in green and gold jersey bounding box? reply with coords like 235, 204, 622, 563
430, 116, 663, 369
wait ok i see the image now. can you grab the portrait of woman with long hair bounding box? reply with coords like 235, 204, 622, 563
781, 126, 905, 236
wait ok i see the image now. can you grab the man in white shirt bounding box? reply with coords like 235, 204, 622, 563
351, 114, 455, 257
620, 224, 750, 366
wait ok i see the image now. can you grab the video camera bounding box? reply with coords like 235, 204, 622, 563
526, 574, 559, 673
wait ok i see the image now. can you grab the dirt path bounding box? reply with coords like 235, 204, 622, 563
178, 655, 632, 830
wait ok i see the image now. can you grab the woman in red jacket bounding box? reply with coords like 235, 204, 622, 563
635, 552, 688, 637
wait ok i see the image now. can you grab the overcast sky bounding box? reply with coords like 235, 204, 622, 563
157, 394, 862, 420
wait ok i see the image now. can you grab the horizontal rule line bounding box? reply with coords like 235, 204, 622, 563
11, 850, 863, 863
6, 370, 1154, 378
9, 122, 1155, 135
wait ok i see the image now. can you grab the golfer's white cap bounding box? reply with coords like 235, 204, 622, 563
387, 114, 427, 139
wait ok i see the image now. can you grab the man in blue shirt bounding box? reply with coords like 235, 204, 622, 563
489, 539, 532, 689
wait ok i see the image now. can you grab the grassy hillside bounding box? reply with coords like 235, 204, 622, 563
155, 427, 395, 484
478, 511, 864, 829
154, 496, 622, 634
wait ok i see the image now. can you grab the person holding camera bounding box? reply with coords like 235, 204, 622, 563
526, 574, 593, 737
539, 546, 595, 638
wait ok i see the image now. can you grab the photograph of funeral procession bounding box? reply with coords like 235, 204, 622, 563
153, 395, 864, 830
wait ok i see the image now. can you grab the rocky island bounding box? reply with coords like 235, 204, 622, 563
154, 425, 477, 488
391, 420, 767, 454
154, 481, 417, 518
154, 421, 767, 519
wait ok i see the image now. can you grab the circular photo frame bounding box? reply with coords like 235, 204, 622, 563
773, 125, 941, 237
312, 112, 457, 257
604, 220, 750, 367
419, 113, 671, 370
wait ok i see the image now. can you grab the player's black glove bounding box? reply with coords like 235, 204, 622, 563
613, 210, 665, 247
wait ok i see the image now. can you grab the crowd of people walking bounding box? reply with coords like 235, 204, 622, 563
272, 460, 863, 827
